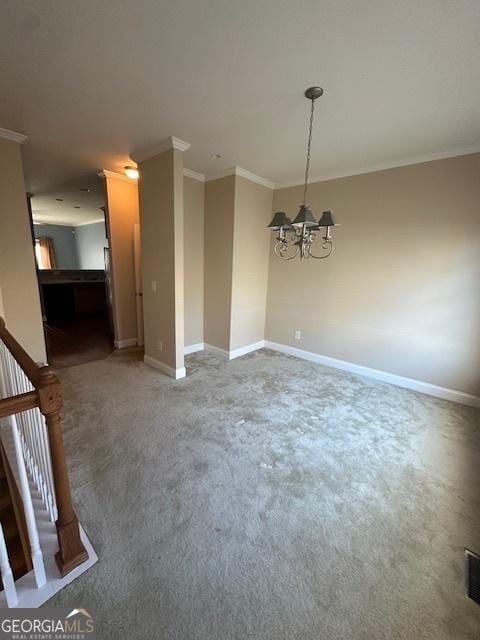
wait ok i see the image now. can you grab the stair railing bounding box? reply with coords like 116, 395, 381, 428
0, 317, 87, 583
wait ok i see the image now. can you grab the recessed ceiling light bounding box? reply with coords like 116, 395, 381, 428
124, 165, 139, 179
210, 153, 221, 159
55, 198, 64, 202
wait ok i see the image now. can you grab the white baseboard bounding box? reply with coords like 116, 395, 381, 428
204, 341, 266, 360
229, 340, 265, 360
144, 355, 186, 379
265, 340, 480, 408
204, 343, 229, 358
184, 342, 205, 355
146, 337, 479, 405
114, 337, 138, 349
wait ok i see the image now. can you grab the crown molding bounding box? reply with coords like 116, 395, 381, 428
183, 168, 205, 182
32, 217, 106, 228
98, 169, 137, 183
205, 167, 236, 182
235, 167, 275, 189
74, 218, 106, 227
133, 136, 191, 163
276, 145, 480, 189
206, 166, 275, 190
0, 127, 27, 144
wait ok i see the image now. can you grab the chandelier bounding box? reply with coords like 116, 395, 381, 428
267, 87, 338, 261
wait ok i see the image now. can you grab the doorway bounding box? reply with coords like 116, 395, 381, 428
27, 181, 114, 368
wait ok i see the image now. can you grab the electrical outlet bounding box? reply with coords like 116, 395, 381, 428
157, 340, 163, 352
151, 280, 157, 292
294, 330, 301, 340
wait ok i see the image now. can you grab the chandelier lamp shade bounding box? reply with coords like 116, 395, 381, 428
267, 87, 339, 261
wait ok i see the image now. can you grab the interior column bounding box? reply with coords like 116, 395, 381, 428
135, 137, 187, 379
204, 169, 273, 357
0, 130, 46, 362
100, 170, 140, 349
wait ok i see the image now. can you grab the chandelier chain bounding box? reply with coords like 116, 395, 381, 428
302, 97, 316, 206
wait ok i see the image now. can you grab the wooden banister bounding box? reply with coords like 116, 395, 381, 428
0, 317, 41, 386
0, 391, 38, 420
0, 316, 88, 576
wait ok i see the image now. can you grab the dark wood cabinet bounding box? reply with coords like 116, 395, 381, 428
39, 270, 107, 322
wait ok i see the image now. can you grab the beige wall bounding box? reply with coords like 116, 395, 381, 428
0, 138, 46, 362
204, 176, 235, 351
104, 174, 139, 345
266, 153, 480, 396
230, 176, 272, 350
139, 148, 185, 371
183, 176, 204, 346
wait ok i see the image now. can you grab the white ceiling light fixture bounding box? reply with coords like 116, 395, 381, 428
124, 165, 139, 180
267, 87, 339, 261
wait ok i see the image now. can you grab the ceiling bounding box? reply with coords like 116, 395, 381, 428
31, 178, 105, 226
1, 0, 479, 193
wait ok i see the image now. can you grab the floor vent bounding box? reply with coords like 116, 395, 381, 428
465, 549, 480, 605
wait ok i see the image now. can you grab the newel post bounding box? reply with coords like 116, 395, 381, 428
37, 365, 88, 576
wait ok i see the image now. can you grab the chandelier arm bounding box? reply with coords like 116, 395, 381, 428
274, 240, 300, 260
308, 240, 334, 260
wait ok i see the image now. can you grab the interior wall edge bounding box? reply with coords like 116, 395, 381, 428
184, 342, 204, 355
114, 337, 138, 349
204, 343, 229, 359
144, 354, 186, 379
228, 340, 265, 360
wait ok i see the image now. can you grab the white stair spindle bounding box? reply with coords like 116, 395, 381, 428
33, 407, 55, 520
38, 410, 56, 521
10, 414, 46, 588
0, 523, 18, 607
0, 344, 9, 399
2, 349, 14, 396
28, 408, 47, 506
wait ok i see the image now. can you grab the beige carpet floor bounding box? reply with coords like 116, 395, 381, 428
49, 348, 480, 639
